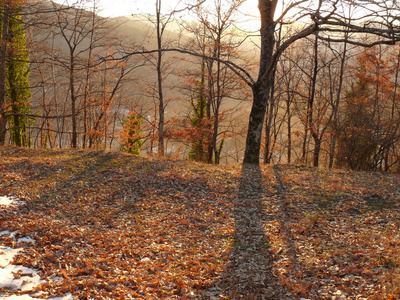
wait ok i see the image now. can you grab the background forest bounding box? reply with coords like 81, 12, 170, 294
2, 0, 400, 171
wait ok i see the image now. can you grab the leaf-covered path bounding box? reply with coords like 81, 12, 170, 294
1, 147, 400, 299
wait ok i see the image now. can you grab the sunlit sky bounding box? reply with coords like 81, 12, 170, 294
94, 0, 260, 19
50, 0, 261, 31
54, 0, 317, 32
53, 0, 377, 30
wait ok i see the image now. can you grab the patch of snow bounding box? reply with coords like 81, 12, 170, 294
0, 265, 43, 291
0, 230, 18, 239
0, 196, 25, 207
0, 246, 44, 293
50, 293, 75, 300
1, 293, 75, 300
0, 246, 22, 267
16, 237, 35, 243
1, 231, 35, 243
0, 196, 76, 300
2, 296, 39, 300
0, 196, 15, 206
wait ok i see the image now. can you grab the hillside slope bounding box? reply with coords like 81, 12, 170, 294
1, 147, 400, 299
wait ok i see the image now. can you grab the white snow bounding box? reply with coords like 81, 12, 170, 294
0, 246, 23, 267
0, 231, 18, 238
0, 196, 15, 206
16, 237, 35, 244
0, 196, 24, 207
0, 231, 12, 237
0, 294, 75, 300
0, 196, 75, 300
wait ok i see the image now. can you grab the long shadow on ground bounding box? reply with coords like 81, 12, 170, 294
205, 163, 289, 299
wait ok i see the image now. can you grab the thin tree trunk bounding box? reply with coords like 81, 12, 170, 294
302, 36, 319, 165
82, 1, 96, 149
309, 34, 319, 167
206, 59, 214, 163
301, 128, 308, 162
213, 47, 222, 164
213, 116, 219, 164
329, 37, 347, 168
49, 29, 63, 149
263, 102, 271, 164
156, 0, 164, 156
199, 56, 206, 162
70, 52, 77, 148
287, 97, 292, 164
264, 14, 282, 164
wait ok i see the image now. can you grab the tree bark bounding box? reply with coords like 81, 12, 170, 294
312, 133, 321, 167
243, 0, 277, 164
206, 59, 214, 163
263, 101, 271, 164
156, 0, 165, 156
0, 1, 10, 145
287, 97, 292, 164
329, 36, 347, 168
309, 34, 319, 167
263, 74, 276, 164
244, 81, 273, 164
70, 52, 77, 148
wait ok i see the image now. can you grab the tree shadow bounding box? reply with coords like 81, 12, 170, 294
205, 163, 288, 299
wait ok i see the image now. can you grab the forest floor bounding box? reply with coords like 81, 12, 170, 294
0, 146, 400, 300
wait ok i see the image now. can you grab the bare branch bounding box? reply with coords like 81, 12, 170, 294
117, 48, 256, 87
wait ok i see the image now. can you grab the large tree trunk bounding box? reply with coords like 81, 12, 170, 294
244, 81, 273, 164
243, 0, 277, 164
0, 2, 10, 145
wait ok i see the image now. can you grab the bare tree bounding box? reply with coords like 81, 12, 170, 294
106, 0, 400, 164
28, 0, 130, 149
243, 0, 400, 164
184, 0, 248, 164
140, 0, 184, 156
50, 0, 110, 148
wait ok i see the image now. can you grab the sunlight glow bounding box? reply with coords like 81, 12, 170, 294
51, 0, 304, 32
95, 0, 260, 19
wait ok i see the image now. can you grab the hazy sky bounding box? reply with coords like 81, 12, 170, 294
95, 0, 260, 19
51, 0, 278, 32
97, 0, 170, 17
